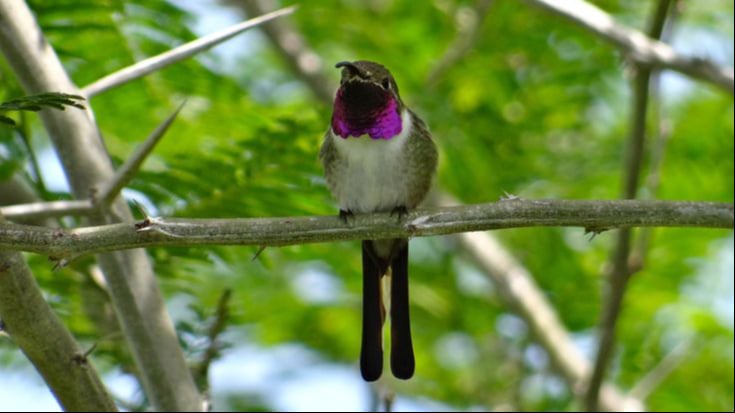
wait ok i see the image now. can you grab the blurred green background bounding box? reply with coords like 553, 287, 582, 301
0, 0, 732, 411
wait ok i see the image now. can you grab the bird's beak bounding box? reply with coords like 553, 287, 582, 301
335, 61, 367, 79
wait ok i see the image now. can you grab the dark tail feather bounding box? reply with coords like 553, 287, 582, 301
360, 240, 383, 381
390, 241, 415, 379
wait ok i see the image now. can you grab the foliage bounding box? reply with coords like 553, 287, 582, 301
0, 92, 85, 126
0, 0, 732, 411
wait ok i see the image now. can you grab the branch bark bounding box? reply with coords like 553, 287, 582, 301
0, 1, 202, 410
0, 200, 731, 258
0, 217, 116, 411
523, 0, 734, 95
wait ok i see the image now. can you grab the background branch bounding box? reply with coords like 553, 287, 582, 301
586, 1, 673, 410
523, 0, 734, 94
234, 0, 334, 103
427, 0, 495, 86
82, 6, 296, 97
97, 101, 185, 207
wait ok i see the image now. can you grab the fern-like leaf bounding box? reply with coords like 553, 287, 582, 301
0, 92, 86, 126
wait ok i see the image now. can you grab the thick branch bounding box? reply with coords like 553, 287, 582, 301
0, 200, 731, 258
523, 0, 734, 94
0, 218, 116, 411
0, 1, 202, 410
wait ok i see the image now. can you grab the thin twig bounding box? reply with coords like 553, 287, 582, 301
523, 0, 733, 94
192, 289, 232, 393
82, 6, 297, 97
630, 5, 678, 272
96, 101, 186, 208
0, 200, 731, 259
628, 338, 692, 400
586, 1, 673, 410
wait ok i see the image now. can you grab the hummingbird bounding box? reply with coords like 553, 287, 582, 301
320, 60, 438, 381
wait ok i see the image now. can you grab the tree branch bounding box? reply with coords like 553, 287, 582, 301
586, 1, 673, 410
1, 103, 184, 220
457, 230, 644, 412
0, 216, 116, 411
0, 200, 731, 258
1, 199, 94, 221
234, 0, 334, 103
96, 101, 185, 207
0, 1, 202, 410
628, 338, 692, 401
523, 0, 734, 95
82, 6, 296, 97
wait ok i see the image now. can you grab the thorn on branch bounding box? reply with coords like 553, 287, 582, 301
130, 199, 151, 221
585, 227, 610, 240
51, 257, 71, 271
135, 218, 152, 230
251, 246, 267, 261
72, 343, 96, 367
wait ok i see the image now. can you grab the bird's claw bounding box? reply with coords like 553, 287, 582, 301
339, 209, 355, 224
390, 206, 409, 221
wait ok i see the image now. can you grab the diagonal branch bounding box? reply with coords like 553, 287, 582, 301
457, 229, 644, 411
628, 338, 692, 401
0, 200, 731, 259
96, 101, 186, 207
82, 6, 297, 97
0, 1, 202, 410
523, 0, 734, 95
0, 215, 116, 411
1, 102, 185, 220
234, 0, 333, 103
586, 1, 673, 410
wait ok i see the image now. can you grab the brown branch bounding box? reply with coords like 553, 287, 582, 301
585, 1, 673, 410
192, 289, 232, 393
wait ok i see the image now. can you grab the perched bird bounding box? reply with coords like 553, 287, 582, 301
320, 60, 438, 381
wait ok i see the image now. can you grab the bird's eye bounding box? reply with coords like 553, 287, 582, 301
381, 78, 391, 90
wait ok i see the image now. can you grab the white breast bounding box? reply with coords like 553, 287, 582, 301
331, 109, 413, 213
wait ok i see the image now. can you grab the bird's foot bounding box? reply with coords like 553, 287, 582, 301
339, 209, 355, 224
390, 206, 409, 221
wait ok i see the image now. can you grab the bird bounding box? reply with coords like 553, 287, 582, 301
320, 60, 438, 381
